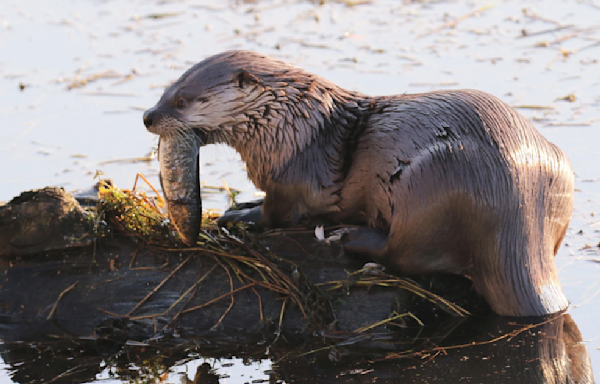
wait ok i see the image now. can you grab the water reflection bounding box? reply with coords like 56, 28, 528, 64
274, 314, 594, 384
1, 0, 599, 381
0, 313, 591, 383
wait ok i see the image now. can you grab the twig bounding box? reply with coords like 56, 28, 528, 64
223, 257, 249, 286
126, 255, 192, 316
97, 307, 128, 318
150, 246, 257, 262
88, 239, 97, 273
422, 349, 443, 365
66, 70, 120, 90
221, 177, 233, 201
571, 40, 600, 54
180, 283, 257, 314
167, 264, 217, 314
253, 280, 291, 294
252, 287, 264, 322
244, 245, 310, 318
81, 91, 137, 97
218, 27, 275, 42
172, 283, 201, 322
512, 105, 555, 110
273, 298, 288, 344
409, 82, 459, 87
518, 24, 574, 38
571, 287, 600, 308
317, 273, 470, 317
101, 276, 125, 284
545, 121, 595, 127
46, 363, 97, 384
382, 313, 565, 360
47, 282, 79, 320
277, 236, 315, 258
98, 156, 154, 165
418, 4, 496, 38
130, 313, 167, 321
532, 28, 599, 48
354, 312, 423, 333
210, 256, 236, 330
539, 32, 580, 46
522, 10, 562, 25
132, 173, 164, 207
211, 297, 235, 331
128, 250, 138, 269
200, 184, 241, 193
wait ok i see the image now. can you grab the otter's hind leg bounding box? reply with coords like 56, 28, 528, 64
344, 227, 389, 261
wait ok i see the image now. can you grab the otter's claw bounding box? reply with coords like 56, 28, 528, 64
218, 205, 263, 228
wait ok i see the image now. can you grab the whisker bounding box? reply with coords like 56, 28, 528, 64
173, 125, 200, 153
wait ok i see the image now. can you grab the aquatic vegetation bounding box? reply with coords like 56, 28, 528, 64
96, 178, 180, 245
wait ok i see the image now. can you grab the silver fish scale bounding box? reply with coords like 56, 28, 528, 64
158, 135, 202, 246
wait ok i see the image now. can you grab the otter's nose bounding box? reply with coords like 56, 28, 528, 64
143, 110, 154, 128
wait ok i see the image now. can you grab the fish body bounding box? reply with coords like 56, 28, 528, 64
158, 135, 202, 246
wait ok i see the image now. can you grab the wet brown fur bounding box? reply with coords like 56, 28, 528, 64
144, 50, 574, 317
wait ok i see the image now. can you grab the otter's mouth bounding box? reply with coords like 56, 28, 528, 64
193, 128, 208, 144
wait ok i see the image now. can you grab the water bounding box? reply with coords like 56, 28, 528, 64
1, 0, 599, 381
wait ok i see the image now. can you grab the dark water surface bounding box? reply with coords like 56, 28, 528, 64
1, 0, 599, 382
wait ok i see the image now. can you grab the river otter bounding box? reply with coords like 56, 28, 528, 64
143, 50, 574, 317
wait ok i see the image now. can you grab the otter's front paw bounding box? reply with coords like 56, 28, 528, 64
217, 205, 263, 228
231, 198, 263, 211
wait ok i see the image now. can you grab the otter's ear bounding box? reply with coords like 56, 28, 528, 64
234, 69, 260, 89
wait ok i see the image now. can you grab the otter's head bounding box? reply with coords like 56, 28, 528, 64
143, 50, 290, 146
144, 50, 360, 190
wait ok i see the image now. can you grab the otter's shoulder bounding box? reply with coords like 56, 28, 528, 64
391, 89, 508, 108
374, 89, 519, 124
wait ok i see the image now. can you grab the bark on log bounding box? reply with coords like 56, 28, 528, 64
0, 187, 593, 384
0, 188, 483, 344
0, 187, 92, 257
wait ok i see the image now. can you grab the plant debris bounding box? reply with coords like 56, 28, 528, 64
96, 177, 179, 245
88, 176, 469, 345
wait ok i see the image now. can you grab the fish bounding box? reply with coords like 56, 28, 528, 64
158, 134, 202, 246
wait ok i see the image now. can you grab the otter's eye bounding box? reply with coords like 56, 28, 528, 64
176, 98, 187, 109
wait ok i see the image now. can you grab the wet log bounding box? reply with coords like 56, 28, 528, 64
0, 187, 92, 257
0, 188, 593, 384
0, 187, 480, 345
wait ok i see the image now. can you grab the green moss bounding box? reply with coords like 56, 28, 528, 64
96, 182, 181, 245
